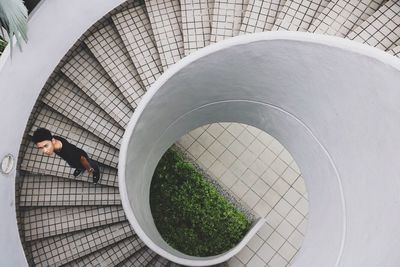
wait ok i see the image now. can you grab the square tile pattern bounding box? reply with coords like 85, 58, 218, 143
181, 0, 213, 55
272, 0, 330, 32
30, 221, 133, 267
112, 5, 163, 89
31, 105, 119, 168
347, 0, 400, 51
388, 44, 400, 57
20, 143, 118, 187
61, 47, 133, 128
19, 173, 120, 207
240, 0, 286, 33
119, 247, 158, 267
308, 0, 385, 37
42, 75, 124, 148
22, 206, 126, 241
211, 0, 250, 42
85, 21, 145, 109
177, 123, 308, 266
146, 0, 185, 69
63, 235, 144, 267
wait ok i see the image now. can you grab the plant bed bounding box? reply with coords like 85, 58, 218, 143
150, 147, 251, 257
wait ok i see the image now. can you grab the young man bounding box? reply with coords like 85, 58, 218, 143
32, 128, 101, 184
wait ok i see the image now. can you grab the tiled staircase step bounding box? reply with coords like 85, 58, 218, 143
119, 247, 158, 267
146, 0, 185, 69
240, 0, 286, 33
148, 255, 170, 267
41, 76, 124, 148
19, 174, 120, 206
210, 0, 249, 42
42, 76, 123, 148
308, 0, 385, 37
20, 144, 118, 187
85, 22, 145, 109
347, 0, 400, 51
63, 235, 145, 267
30, 105, 119, 168
167, 262, 182, 267
61, 48, 133, 128
22, 206, 126, 241
181, 0, 213, 55
30, 221, 133, 267
272, 0, 329, 31
388, 45, 400, 57
112, 5, 163, 89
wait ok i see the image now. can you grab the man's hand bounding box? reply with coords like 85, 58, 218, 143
80, 155, 93, 173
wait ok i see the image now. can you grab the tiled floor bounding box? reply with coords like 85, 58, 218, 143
177, 122, 308, 266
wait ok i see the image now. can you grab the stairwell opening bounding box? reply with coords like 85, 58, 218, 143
119, 35, 369, 266
146, 121, 309, 264
174, 122, 309, 264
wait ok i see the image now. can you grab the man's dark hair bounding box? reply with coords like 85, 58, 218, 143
32, 128, 53, 143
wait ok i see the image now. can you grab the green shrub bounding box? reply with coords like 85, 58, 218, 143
150, 148, 251, 256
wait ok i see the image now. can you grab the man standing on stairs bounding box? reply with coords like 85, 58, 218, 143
32, 128, 101, 184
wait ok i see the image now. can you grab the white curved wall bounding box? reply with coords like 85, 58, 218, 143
120, 33, 400, 267
0, 0, 126, 266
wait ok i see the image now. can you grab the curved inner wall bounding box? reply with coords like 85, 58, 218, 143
121, 36, 400, 266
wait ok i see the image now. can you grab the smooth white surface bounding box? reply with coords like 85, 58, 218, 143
0, 0, 125, 266
120, 32, 400, 266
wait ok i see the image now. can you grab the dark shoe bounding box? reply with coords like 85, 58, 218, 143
92, 164, 101, 184
73, 169, 83, 177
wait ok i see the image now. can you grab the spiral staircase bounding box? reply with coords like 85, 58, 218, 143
6, 0, 400, 266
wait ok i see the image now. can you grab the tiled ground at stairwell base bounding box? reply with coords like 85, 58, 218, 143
177, 122, 308, 267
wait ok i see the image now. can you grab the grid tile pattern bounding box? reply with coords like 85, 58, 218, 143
30, 222, 133, 267
240, 0, 286, 33
146, 0, 185, 69
148, 255, 170, 267
112, 5, 163, 88
31, 105, 119, 167
22, 206, 126, 241
20, 143, 118, 187
42, 76, 124, 148
347, 0, 400, 51
272, 0, 329, 31
309, 0, 385, 37
210, 0, 249, 42
388, 45, 400, 57
168, 262, 183, 267
85, 22, 145, 109
61, 48, 133, 128
177, 123, 308, 266
119, 247, 158, 267
19, 174, 121, 206
181, 0, 213, 55
64, 235, 144, 267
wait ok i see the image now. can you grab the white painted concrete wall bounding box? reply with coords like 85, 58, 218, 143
0, 0, 125, 266
120, 33, 400, 266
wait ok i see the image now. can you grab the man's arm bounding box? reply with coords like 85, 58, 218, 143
80, 156, 94, 173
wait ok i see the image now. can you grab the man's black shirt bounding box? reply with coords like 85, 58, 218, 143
54, 136, 89, 169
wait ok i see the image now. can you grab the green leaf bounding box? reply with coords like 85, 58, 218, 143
150, 147, 251, 256
0, 0, 28, 54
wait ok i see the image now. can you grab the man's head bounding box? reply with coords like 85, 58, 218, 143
32, 128, 56, 156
